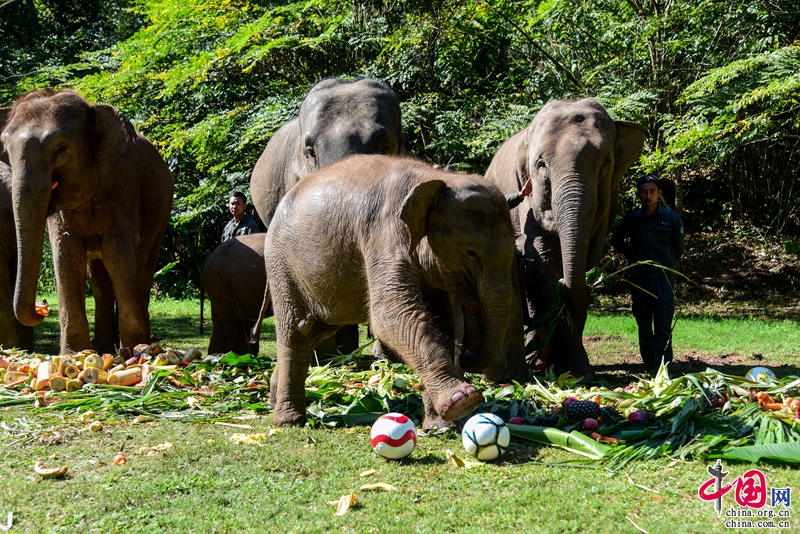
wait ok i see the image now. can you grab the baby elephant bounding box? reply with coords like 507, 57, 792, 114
263, 155, 516, 427
202, 234, 268, 356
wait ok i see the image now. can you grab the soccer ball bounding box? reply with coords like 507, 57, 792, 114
745, 366, 776, 384
370, 413, 417, 460
462, 413, 511, 461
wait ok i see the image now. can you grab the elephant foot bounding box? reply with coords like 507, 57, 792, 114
421, 391, 465, 433
421, 412, 460, 433
438, 384, 481, 422
272, 402, 307, 427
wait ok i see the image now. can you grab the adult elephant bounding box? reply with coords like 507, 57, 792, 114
250, 77, 404, 227
260, 155, 516, 428
249, 77, 404, 354
0, 90, 174, 354
202, 234, 268, 356
484, 99, 645, 377
0, 162, 33, 351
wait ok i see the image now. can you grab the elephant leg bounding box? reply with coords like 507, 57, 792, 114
272, 342, 313, 426
207, 306, 230, 355
524, 245, 592, 378
371, 294, 481, 423
49, 220, 91, 353
226, 317, 254, 356
0, 258, 31, 351
272, 321, 336, 426
88, 259, 117, 354
104, 242, 151, 348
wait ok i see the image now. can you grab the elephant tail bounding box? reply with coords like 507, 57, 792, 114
249, 280, 271, 345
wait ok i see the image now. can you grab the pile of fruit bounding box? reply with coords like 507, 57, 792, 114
1, 343, 203, 392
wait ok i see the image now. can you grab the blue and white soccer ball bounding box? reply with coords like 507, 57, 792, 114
462, 413, 511, 461
745, 367, 777, 384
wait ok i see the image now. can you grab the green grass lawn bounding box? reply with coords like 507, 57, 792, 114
3, 295, 799, 533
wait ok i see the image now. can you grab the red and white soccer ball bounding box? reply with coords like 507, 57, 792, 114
370, 413, 418, 460
462, 412, 511, 461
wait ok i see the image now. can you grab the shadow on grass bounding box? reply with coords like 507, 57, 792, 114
591, 358, 800, 385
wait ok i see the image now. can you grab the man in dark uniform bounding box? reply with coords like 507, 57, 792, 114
610, 174, 685, 376
222, 192, 260, 242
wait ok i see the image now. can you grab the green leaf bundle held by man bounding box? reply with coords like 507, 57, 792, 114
610, 174, 685, 376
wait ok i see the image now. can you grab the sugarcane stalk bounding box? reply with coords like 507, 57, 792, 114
107, 367, 143, 386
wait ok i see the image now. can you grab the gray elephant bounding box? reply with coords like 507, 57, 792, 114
0, 161, 33, 351
249, 77, 404, 354
261, 155, 516, 428
250, 78, 404, 226
484, 99, 645, 376
202, 233, 269, 356
1, 90, 174, 354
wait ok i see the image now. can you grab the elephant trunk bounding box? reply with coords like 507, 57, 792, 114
12, 163, 51, 327
555, 178, 597, 329
459, 275, 512, 374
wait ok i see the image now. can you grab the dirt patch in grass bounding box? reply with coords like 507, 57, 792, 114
597, 225, 800, 319
590, 346, 800, 384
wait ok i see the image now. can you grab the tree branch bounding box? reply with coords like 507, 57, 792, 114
483, 0, 582, 89
0, 0, 22, 10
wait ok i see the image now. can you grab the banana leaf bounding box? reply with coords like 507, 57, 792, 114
508, 424, 610, 459
710, 442, 800, 464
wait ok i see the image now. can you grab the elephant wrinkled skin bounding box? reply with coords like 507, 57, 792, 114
0, 90, 174, 354
485, 99, 645, 376
0, 162, 33, 351
263, 155, 516, 428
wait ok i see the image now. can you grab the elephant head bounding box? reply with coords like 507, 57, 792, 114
519, 99, 644, 326
0, 90, 137, 327
400, 175, 516, 374
297, 78, 405, 173
250, 78, 405, 227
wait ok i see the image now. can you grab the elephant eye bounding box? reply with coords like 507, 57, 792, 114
52, 144, 68, 162
535, 158, 546, 170
304, 144, 316, 159
466, 247, 479, 260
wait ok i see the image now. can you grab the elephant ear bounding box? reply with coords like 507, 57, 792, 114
399, 179, 446, 253
515, 127, 532, 190
612, 120, 646, 185
93, 104, 138, 171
